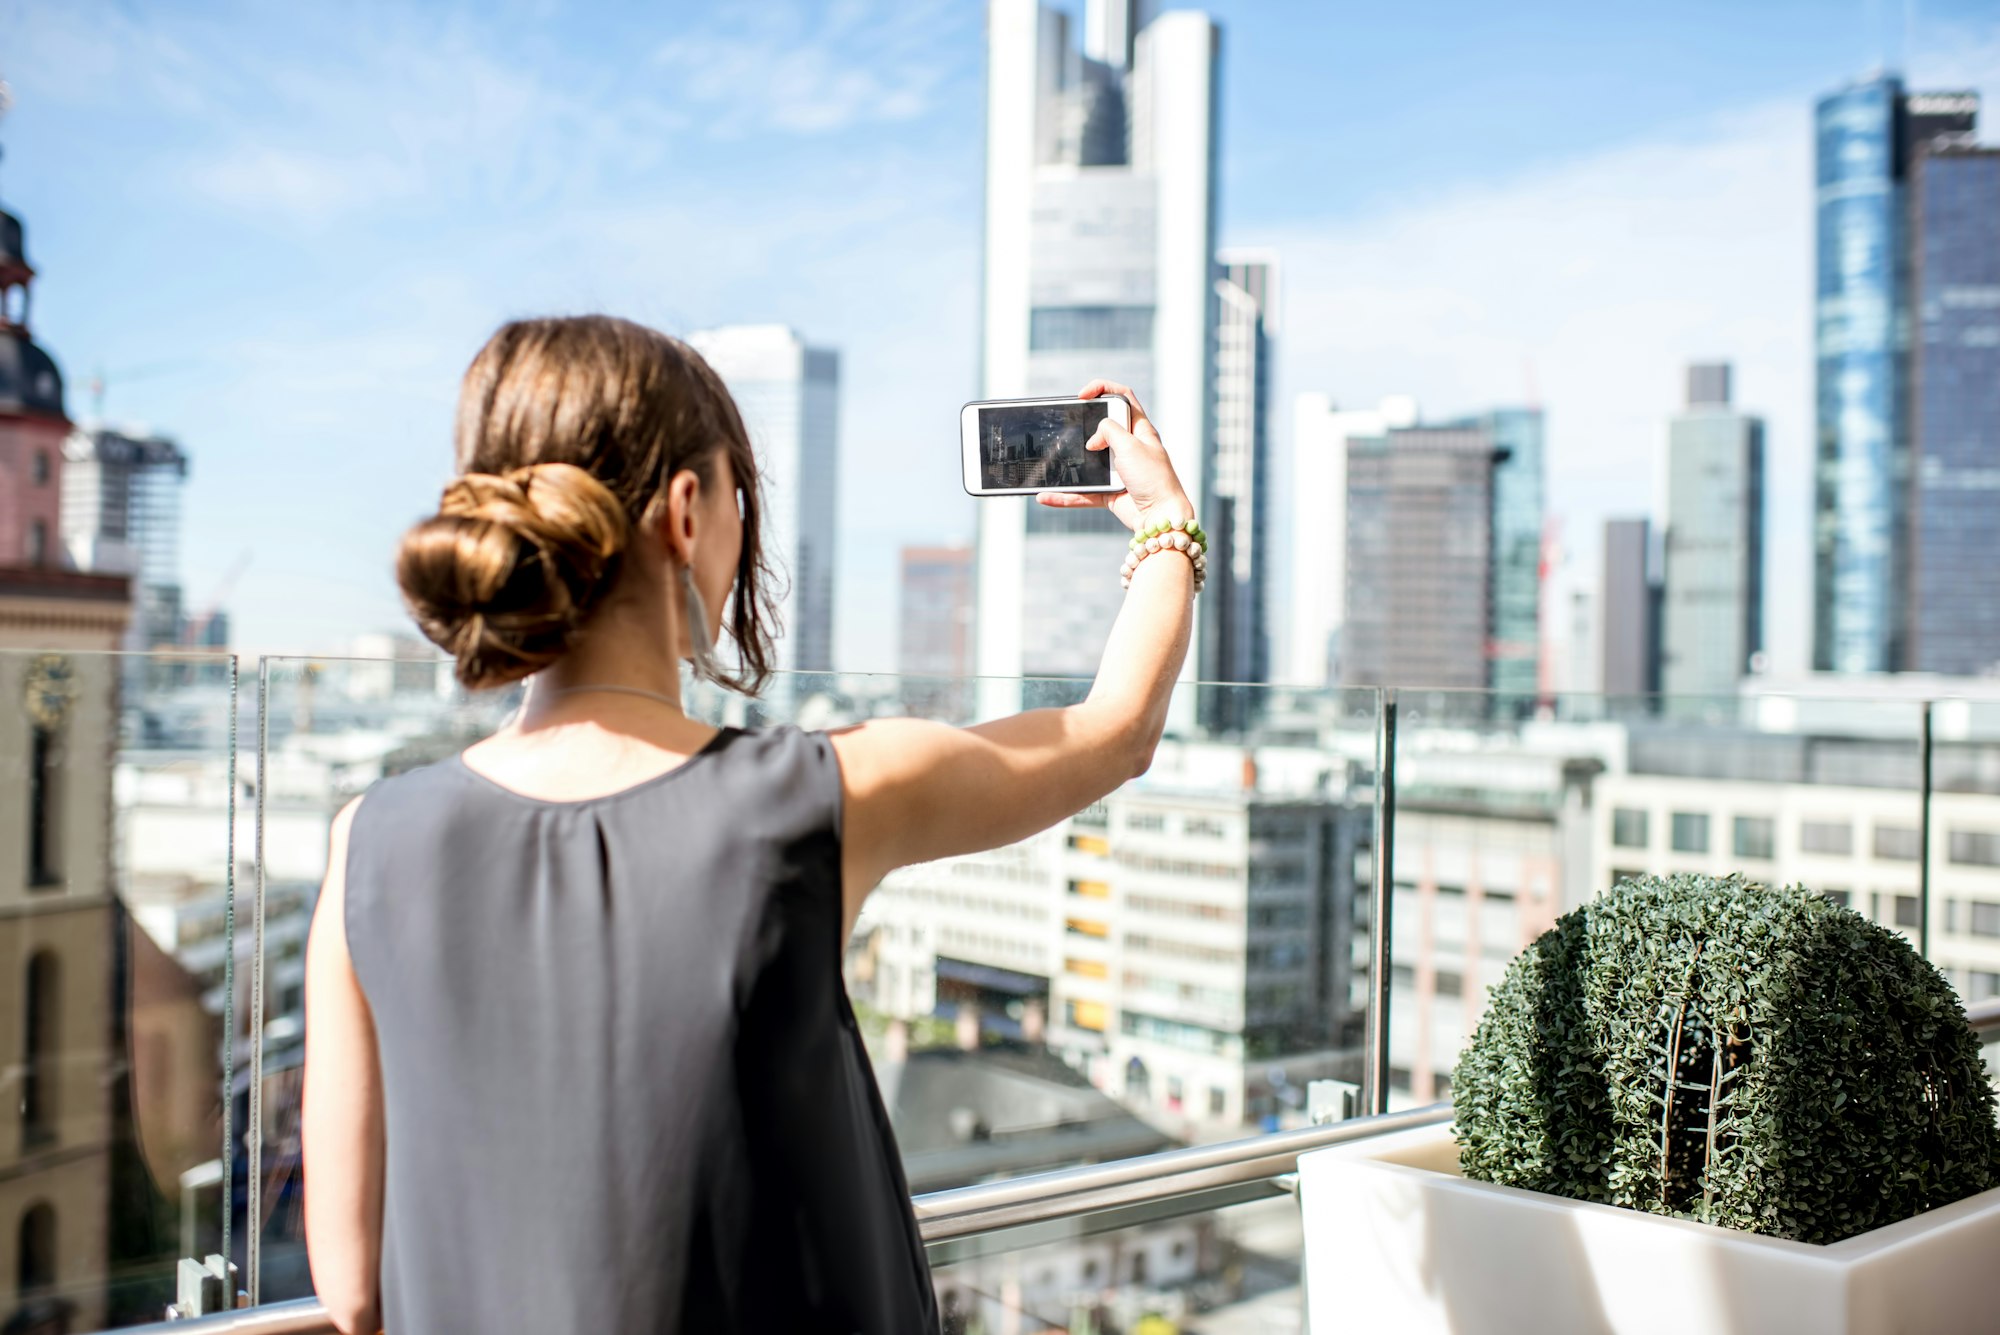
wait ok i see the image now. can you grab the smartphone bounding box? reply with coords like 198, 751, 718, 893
960, 395, 1130, 497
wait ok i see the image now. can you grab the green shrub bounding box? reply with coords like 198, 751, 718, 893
1453, 872, 2000, 1243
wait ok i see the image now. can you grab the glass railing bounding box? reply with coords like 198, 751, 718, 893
9, 654, 2000, 1330
0, 649, 238, 1329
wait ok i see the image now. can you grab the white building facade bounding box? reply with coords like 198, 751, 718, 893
977, 0, 1221, 702
687, 325, 840, 673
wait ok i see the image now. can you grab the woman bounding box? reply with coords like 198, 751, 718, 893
303, 315, 1198, 1334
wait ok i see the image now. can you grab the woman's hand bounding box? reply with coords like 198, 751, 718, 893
1036, 380, 1194, 533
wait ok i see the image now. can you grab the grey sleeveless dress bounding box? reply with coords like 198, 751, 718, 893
341, 725, 939, 1333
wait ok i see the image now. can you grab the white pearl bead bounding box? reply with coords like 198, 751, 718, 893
1169, 516, 1185, 531
1167, 531, 1187, 550
1188, 542, 1203, 558
1145, 536, 1161, 553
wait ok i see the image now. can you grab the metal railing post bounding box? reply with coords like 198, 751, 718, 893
1920, 700, 1934, 960
1366, 689, 1398, 1116
249, 658, 270, 1303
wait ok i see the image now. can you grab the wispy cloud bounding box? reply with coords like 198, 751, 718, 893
655, 0, 976, 136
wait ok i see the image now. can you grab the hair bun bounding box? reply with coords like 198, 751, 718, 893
397, 463, 630, 689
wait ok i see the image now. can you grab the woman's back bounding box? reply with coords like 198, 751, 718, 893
342, 725, 936, 1333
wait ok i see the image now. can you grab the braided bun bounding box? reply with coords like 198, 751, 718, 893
397, 463, 630, 689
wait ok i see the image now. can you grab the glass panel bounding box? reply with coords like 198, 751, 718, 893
1385, 688, 1932, 1111
0, 649, 236, 1327
259, 664, 1381, 1292
928, 1189, 1302, 1334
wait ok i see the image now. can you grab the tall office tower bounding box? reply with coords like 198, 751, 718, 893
1662, 363, 1765, 709
1204, 252, 1276, 725
0, 189, 69, 569
977, 0, 1221, 700
898, 545, 975, 720
1340, 424, 1497, 693
1907, 139, 2000, 674
62, 426, 190, 656
1482, 408, 1546, 713
687, 325, 840, 673
1812, 78, 1977, 673
1599, 518, 1660, 701
1286, 393, 1418, 687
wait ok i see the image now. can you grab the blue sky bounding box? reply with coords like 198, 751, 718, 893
3, 0, 1997, 679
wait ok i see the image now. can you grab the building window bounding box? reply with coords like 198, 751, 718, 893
21, 952, 59, 1149
1064, 956, 1108, 981
1065, 999, 1108, 1033
31, 451, 50, 486
1820, 887, 1851, 909
1670, 813, 1709, 854
1970, 902, 2000, 938
1733, 817, 1776, 860
1611, 808, 1649, 849
27, 519, 48, 567
27, 727, 61, 888
1389, 1065, 1413, 1093
1183, 817, 1228, 839
1065, 833, 1109, 856
1800, 820, 1854, 856
1434, 970, 1464, 998
1873, 824, 1922, 862
1610, 868, 1644, 889
1029, 304, 1155, 352
1125, 812, 1166, 834
1209, 1086, 1226, 1117
1894, 895, 1921, 928
1949, 831, 2000, 868
1064, 917, 1109, 940
1068, 878, 1110, 900
15, 1202, 55, 1296
1971, 971, 2000, 1003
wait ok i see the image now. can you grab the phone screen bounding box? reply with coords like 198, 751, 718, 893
977, 400, 1113, 490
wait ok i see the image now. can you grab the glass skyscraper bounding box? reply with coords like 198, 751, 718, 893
1812, 77, 1977, 673
1908, 141, 2000, 674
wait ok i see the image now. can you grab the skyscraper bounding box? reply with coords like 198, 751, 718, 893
1907, 140, 2000, 674
977, 0, 1220, 699
61, 426, 190, 657
1812, 77, 1977, 673
1286, 393, 1417, 687
1205, 251, 1275, 714
898, 545, 975, 720
1599, 518, 1659, 701
1482, 407, 1546, 713
1340, 424, 1496, 692
1661, 363, 1764, 708
687, 325, 839, 674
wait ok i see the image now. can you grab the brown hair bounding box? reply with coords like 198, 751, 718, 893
396, 316, 775, 692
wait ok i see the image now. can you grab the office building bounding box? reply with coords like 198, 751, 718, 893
1203, 252, 1275, 721
61, 426, 190, 658
1907, 142, 2000, 674
1340, 423, 1497, 693
1599, 518, 1659, 701
1661, 362, 1764, 710
859, 737, 1370, 1136
1483, 408, 1546, 714
1286, 394, 1417, 688
976, 0, 1220, 698
897, 545, 974, 720
687, 324, 839, 673
1812, 78, 1977, 673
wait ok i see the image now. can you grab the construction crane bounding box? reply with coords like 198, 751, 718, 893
183, 549, 251, 648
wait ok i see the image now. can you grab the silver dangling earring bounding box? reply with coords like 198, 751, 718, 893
678, 561, 726, 684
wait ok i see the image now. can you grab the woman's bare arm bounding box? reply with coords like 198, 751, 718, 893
832, 380, 1195, 934
302, 798, 385, 1335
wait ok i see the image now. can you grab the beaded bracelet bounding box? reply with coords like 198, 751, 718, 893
1120, 516, 1207, 593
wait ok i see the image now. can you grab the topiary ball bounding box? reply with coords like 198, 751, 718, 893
1453, 872, 2000, 1243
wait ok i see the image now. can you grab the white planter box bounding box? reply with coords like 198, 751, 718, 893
1298, 1123, 2000, 1335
